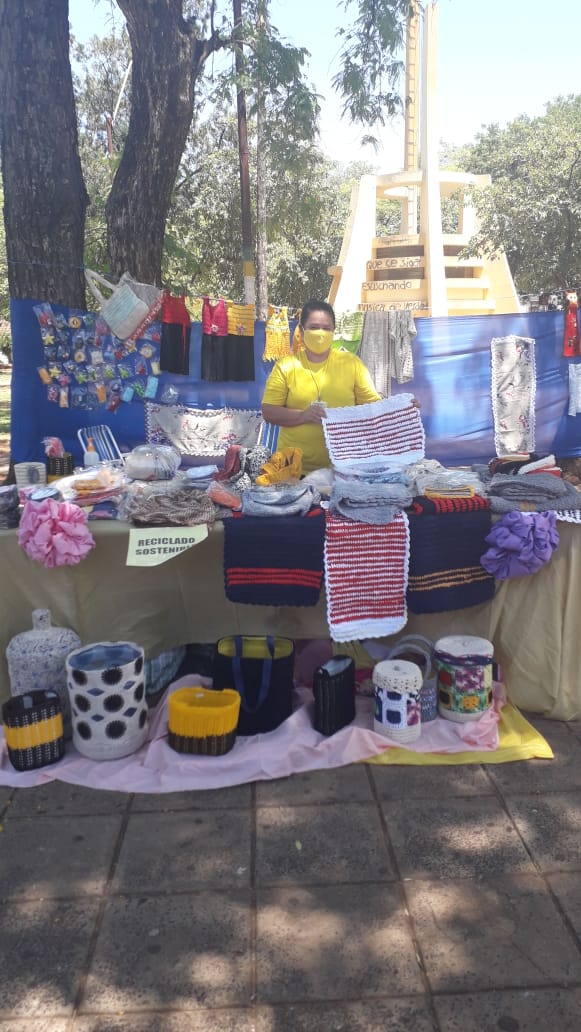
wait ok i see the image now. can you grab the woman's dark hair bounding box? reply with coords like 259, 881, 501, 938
300, 299, 336, 329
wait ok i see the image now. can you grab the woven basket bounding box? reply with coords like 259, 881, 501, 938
435, 634, 494, 723
14, 462, 47, 489
46, 453, 74, 483
312, 655, 355, 736
387, 634, 438, 723
168, 686, 240, 756
2, 689, 64, 772
66, 641, 148, 760
373, 659, 423, 744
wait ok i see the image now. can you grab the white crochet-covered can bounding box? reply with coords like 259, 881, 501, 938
373, 659, 423, 744
434, 635, 494, 723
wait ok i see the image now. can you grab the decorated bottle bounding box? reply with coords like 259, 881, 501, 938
6, 609, 81, 738
83, 437, 100, 468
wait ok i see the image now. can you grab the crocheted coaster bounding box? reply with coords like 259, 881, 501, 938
407, 510, 495, 614
324, 511, 410, 642
224, 509, 325, 606
491, 335, 536, 456
322, 395, 425, 471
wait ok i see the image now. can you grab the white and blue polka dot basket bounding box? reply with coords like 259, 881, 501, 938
66, 642, 148, 761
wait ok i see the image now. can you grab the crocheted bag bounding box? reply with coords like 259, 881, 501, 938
387, 634, 437, 723
212, 635, 294, 735
85, 269, 164, 341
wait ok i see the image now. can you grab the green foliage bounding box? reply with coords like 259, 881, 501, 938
460, 96, 581, 292
333, 0, 413, 136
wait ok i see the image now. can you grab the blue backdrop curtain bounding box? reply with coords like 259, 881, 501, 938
9, 298, 581, 466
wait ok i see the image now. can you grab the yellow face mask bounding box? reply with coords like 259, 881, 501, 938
303, 328, 333, 355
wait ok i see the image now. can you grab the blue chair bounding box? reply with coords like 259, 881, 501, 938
77, 425, 124, 464
257, 420, 280, 453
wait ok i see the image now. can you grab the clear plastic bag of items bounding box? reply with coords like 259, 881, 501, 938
121, 478, 218, 526
125, 444, 181, 482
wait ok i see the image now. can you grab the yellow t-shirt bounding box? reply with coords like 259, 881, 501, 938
262, 350, 380, 472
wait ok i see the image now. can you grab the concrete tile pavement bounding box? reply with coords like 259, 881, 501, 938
1, 713, 581, 1030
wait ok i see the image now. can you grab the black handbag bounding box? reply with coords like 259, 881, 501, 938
212, 635, 294, 735
312, 655, 356, 736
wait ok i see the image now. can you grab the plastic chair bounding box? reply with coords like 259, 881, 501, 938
257, 420, 280, 453
77, 425, 125, 464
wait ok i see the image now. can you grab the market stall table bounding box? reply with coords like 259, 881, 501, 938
0, 519, 579, 720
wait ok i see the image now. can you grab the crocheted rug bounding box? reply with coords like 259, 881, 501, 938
145, 402, 262, 457
322, 394, 425, 471
224, 509, 325, 606
490, 335, 536, 456
324, 511, 410, 641
407, 510, 495, 614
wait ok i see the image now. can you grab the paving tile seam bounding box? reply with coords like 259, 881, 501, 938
249, 781, 258, 1003
477, 762, 581, 959
429, 982, 581, 999
67, 801, 134, 1024
364, 764, 442, 1031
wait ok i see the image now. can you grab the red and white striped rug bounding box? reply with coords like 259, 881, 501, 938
324, 510, 410, 641
322, 394, 425, 471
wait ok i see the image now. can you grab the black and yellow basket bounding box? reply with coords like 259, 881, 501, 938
46, 453, 74, 483
2, 690, 65, 772
168, 686, 241, 756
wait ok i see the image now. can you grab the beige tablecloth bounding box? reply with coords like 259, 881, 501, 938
1, 520, 579, 719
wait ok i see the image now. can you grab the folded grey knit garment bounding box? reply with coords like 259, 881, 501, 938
241, 482, 321, 517
488, 472, 581, 510
414, 470, 485, 495
330, 475, 412, 524
333, 458, 411, 483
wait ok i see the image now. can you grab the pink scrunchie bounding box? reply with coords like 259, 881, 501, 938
18, 498, 95, 568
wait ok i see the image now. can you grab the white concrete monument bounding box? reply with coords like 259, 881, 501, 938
328, 1, 519, 318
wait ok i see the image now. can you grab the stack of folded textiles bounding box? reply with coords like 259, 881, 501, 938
413, 469, 486, 499
488, 453, 562, 478
486, 471, 581, 513
329, 463, 412, 524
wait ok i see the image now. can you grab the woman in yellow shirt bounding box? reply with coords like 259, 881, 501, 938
261, 299, 380, 473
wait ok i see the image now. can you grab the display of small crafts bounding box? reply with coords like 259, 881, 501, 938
34, 301, 161, 413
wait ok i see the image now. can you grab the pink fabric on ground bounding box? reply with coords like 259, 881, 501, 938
0, 677, 504, 793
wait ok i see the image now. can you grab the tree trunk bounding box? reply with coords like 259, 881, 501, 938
233, 0, 255, 305
0, 0, 89, 306
106, 0, 208, 285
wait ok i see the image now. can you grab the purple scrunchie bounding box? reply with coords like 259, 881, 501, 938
480, 510, 559, 580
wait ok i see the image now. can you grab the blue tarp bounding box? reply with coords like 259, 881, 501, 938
9, 297, 581, 466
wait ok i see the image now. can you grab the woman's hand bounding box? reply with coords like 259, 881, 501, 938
303, 401, 327, 423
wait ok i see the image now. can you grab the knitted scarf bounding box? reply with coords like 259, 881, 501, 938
407, 510, 495, 614
322, 394, 425, 472
324, 511, 410, 641
223, 509, 325, 606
